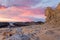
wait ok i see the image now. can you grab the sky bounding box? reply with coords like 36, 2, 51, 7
0, 0, 60, 22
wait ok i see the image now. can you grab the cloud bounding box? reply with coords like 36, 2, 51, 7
0, 6, 45, 22
0, 0, 60, 9
0, 0, 41, 7
31, 0, 60, 8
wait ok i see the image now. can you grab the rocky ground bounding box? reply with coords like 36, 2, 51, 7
0, 24, 60, 40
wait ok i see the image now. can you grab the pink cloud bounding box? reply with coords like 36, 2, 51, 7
0, 6, 45, 22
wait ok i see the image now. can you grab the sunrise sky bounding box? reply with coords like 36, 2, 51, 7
0, 0, 60, 22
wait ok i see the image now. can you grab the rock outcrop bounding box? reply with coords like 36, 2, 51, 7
56, 3, 60, 11
45, 3, 60, 26
45, 7, 55, 22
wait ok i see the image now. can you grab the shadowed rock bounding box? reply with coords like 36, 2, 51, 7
6, 34, 30, 40
3, 28, 30, 40
13, 22, 30, 27
0, 22, 9, 28
55, 35, 60, 40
